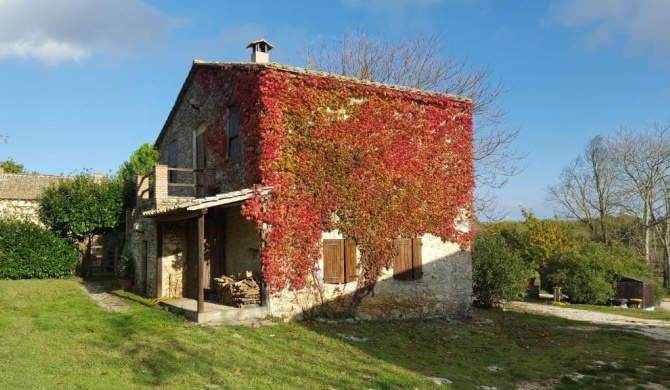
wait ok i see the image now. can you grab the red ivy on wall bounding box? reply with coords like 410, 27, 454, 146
196, 65, 474, 293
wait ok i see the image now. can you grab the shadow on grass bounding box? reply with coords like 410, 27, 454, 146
299, 308, 670, 389
79, 281, 670, 389
88, 291, 429, 389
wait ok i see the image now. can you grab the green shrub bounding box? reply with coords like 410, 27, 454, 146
472, 233, 530, 308
543, 242, 652, 304
0, 218, 77, 279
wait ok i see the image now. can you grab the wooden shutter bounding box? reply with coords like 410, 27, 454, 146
323, 239, 344, 283
394, 237, 422, 281
345, 239, 358, 283
228, 108, 242, 157
196, 133, 206, 169
394, 238, 413, 281
412, 237, 423, 280
168, 141, 178, 167
195, 133, 206, 197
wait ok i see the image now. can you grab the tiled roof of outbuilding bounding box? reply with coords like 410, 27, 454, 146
0, 173, 71, 200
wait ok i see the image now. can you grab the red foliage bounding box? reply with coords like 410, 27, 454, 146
196, 64, 474, 292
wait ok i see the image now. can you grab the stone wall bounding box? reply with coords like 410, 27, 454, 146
223, 207, 261, 278
268, 233, 472, 320
160, 221, 188, 298
155, 68, 249, 197
126, 212, 158, 296
0, 199, 41, 223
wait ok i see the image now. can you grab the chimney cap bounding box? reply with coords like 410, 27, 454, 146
246, 38, 274, 51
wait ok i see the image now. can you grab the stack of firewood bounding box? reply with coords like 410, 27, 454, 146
214, 275, 261, 307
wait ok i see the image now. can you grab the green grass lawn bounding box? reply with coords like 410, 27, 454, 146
1, 279, 669, 390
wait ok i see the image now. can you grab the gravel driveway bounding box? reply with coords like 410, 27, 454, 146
505, 300, 670, 341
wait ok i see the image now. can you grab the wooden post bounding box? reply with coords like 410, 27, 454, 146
197, 210, 206, 314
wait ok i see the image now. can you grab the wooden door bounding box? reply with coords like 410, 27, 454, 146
184, 219, 199, 299
205, 208, 226, 289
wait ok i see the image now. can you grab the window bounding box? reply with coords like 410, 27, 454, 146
228, 107, 242, 157
168, 140, 178, 183
194, 124, 207, 197
194, 123, 207, 170
393, 238, 422, 281
323, 239, 357, 284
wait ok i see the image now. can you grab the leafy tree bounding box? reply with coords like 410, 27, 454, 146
489, 210, 580, 292
117, 143, 159, 211
0, 158, 25, 174
306, 27, 525, 219
544, 242, 652, 304
38, 174, 124, 277
520, 209, 578, 272
472, 233, 530, 308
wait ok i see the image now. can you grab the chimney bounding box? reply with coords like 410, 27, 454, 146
246, 39, 273, 64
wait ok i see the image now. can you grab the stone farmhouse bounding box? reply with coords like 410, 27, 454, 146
128, 40, 475, 323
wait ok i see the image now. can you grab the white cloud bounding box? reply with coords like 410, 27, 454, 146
0, 0, 183, 65
548, 0, 670, 54
340, 0, 443, 14
0, 39, 88, 65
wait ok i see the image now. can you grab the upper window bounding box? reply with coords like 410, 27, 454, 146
323, 239, 357, 284
393, 238, 422, 281
167, 140, 178, 183
228, 107, 242, 157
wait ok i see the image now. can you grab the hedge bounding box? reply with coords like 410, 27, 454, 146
543, 242, 653, 304
0, 218, 78, 279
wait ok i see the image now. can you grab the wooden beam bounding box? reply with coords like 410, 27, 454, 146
197, 211, 205, 314
153, 209, 208, 222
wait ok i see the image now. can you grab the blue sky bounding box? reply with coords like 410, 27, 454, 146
1, 0, 669, 220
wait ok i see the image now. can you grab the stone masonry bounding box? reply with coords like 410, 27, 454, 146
267, 233, 472, 320
0, 172, 71, 223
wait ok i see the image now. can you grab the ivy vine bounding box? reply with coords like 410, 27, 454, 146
196, 65, 474, 295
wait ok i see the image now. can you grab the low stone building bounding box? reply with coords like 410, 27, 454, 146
0, 170, 120, 273
0, 169, 70, 222
128, 39, 475, 322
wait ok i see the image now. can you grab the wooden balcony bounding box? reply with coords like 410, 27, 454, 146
137, 165, 217, 209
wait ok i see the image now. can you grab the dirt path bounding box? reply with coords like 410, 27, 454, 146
505, 301, 670, 341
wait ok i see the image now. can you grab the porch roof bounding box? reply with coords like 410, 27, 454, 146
142, 187, 271, 218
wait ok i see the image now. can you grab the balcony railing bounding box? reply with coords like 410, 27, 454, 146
137, 165, 216, 206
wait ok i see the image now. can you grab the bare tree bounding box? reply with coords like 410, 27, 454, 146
306, 28, 525, 219
608, 123, 670, 276
547, 121, 670, 287
654, 175, 670, 287
547, 136, 615, 243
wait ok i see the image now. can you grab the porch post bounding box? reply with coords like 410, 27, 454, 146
197, 209, 207, 314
